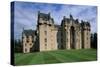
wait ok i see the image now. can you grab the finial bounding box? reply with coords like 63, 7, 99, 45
81, 20, 84, 23
70, 14, 73, 19
48, 12, 51, 18
76, 19, 79, 23
63, 16, 66, 19
38, 11, 40, 14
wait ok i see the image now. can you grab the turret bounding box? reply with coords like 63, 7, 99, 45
81, 20, 91, 49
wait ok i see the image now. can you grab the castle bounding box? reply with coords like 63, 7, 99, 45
22, 11, 91, 53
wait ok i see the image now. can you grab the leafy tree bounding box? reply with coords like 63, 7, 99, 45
91, 33, 97, 49
14, 39, 23, 53
94, 33, 97, 48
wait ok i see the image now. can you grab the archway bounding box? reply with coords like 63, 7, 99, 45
70, 26, 75, 49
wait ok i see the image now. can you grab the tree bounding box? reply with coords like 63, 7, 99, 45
94, 33, 97, 48
14, 39, 23, 53
91, 33, 94, 48
91, 33, 97, 49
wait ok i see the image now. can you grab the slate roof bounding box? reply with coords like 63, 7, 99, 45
38, 12, 50, 21
23, 29, 36, 37
81, 20, 90, 27
62, 15, 80, 24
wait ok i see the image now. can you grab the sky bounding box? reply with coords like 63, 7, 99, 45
13, 1, 97, 40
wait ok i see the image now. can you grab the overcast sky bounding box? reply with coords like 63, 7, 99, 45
13, 1, 97, 40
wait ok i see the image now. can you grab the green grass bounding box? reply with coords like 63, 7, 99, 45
15, 49, 97, 65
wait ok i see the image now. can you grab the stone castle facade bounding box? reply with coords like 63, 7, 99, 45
22, 11, 91, 53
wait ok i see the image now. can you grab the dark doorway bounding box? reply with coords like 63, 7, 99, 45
70, 26, 75, 49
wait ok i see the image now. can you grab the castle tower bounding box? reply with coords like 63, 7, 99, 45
22, 12, 91, 53
81, 21, 91, 49
37, 11, 57, 51
61, 16, 71, 49
22, 30, 36, 53
61, 15, 82, 49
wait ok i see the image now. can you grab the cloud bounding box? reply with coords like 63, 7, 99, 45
13, 1, 97, 39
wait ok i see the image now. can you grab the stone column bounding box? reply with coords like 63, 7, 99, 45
75, 30, 78, 49
75, 30, 81, 49
67, 29, 71, 49
79, 31, 82, 49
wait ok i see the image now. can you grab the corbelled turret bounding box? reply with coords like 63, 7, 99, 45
37, 11, 54, 25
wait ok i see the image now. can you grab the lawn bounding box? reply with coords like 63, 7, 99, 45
15, 49, 97, 65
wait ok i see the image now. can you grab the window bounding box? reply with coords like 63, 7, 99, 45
30, 44, 32, 46
25, 48, 27, 52
45, 44, 47, 46
45, 44, 47, 49
32, 40, 34, 43
44, 31, 47, 35
87, 33, 88, 35
45, 38, 47, 42
44, 24, 47, 27
27, 39, 29, 43
87, 37, 88, 40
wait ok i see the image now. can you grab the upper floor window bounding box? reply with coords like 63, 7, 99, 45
32, 40, 34, 43
45, 38, 47, 42
30, 43, 32, 46
87, 37, 88, 40
44, 31, 47, 35
27, 39, 29, 43
45, 44, 47, 46
44, 24, 47, 28
45, 44, 47, 49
